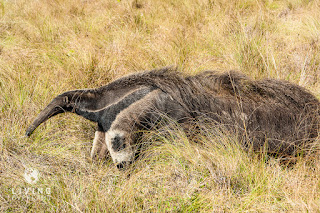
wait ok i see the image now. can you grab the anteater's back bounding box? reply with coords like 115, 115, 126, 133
138, 68, 320, 154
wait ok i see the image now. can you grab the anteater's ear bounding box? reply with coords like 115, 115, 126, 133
63, 96, 69, 103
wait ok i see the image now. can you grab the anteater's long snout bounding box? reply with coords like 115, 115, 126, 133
25, 99, 66, 137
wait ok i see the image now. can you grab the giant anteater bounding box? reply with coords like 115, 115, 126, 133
26, 68, 320, 168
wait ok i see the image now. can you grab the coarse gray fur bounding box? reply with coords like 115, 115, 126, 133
26, 67, 320, 168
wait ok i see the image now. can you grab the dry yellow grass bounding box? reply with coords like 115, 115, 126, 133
1, 0, 320, 212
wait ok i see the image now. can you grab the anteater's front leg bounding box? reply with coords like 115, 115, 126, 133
103, 89, 189, 169
103, 90, 163, 168
90, 126, 107, 160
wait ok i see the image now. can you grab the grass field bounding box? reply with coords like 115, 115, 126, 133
1, 0, 320, 212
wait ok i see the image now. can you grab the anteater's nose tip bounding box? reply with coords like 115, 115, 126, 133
25, 130, 31, 137
25, 126, 35, 137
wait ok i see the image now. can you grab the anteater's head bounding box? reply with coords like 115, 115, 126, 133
25, 91, 81, 137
